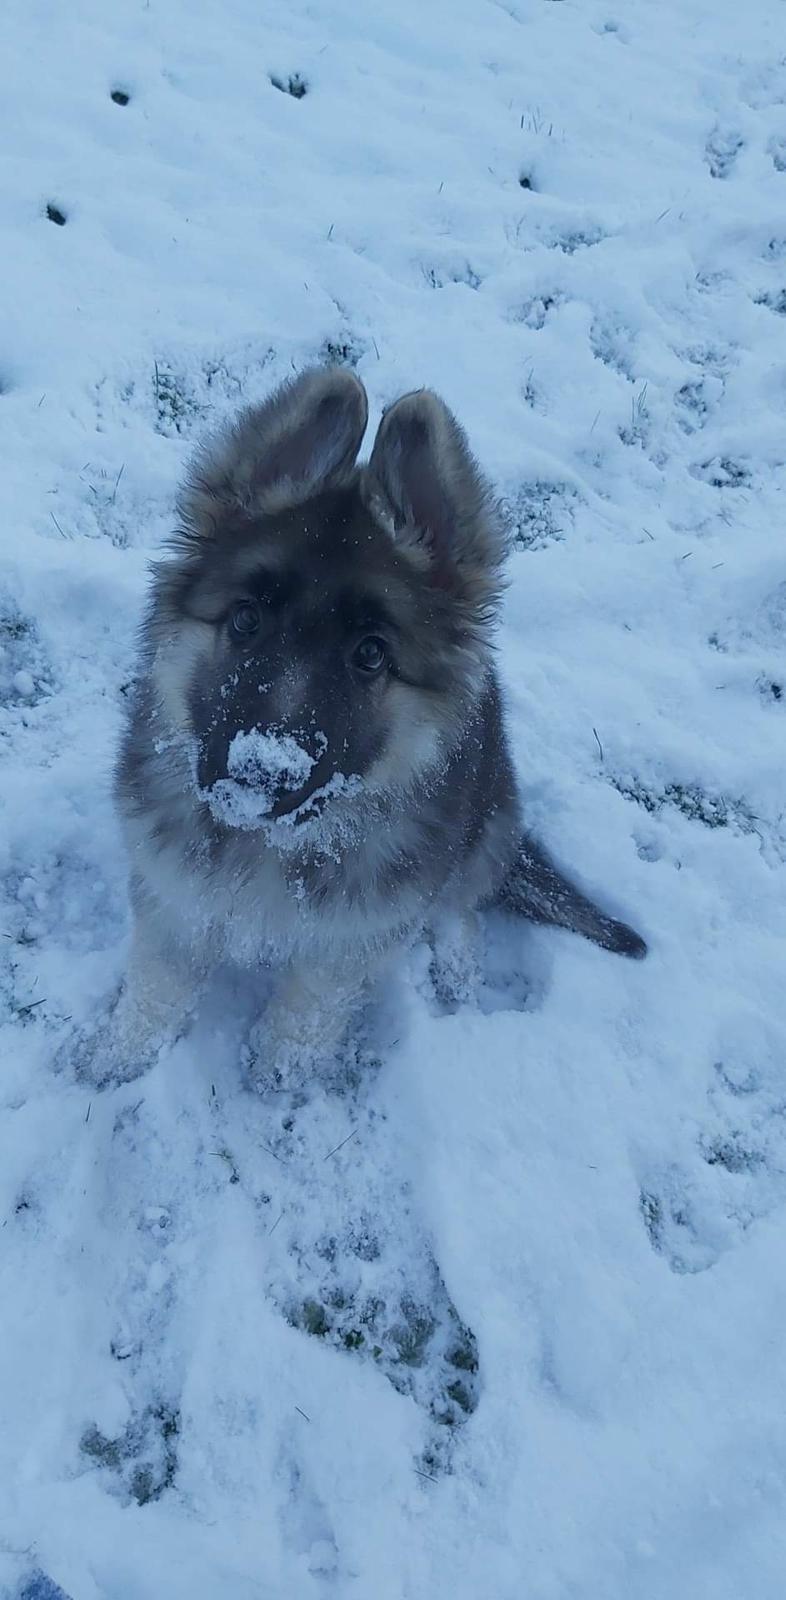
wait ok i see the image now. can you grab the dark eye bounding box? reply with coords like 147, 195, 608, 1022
352, 635, 388, 675
229, 601, 261, 640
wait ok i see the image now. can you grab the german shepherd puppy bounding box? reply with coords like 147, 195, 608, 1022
78, 367, 645, 1089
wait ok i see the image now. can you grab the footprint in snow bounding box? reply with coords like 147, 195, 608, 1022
253, 1055, 481, 1445
19, 1574, 74, 1600
80, 1401, 180, 1507
754, 288, 786, 316
74, 1096, 187, 1505
589, 314, 636, 379
510, 290, 564, 329
501, 480, 579, 551
277, 1443, 341, 1582
270, 71, 308, 100
639, 1011, 786, 1273
704, 127, 743, 180
74, 1008, 481, 1503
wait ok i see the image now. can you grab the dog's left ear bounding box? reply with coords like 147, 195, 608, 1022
366, 390, 508, 607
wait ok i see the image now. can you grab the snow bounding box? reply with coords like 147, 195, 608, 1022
205, 728, 319, 829
1, 0, 785, 1595
202, 728, 363, 840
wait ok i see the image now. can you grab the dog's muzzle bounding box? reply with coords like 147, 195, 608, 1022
199, 726, 333, 828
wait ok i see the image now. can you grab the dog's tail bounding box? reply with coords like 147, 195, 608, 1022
493, 835, 647, 959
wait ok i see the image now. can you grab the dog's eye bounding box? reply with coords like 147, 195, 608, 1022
352, 636, 387, 675
229, 601, 261, 640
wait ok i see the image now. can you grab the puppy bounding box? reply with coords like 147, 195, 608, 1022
79, 367, 645, 1088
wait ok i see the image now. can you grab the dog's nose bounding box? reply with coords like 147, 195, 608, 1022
227, 727, 317, 794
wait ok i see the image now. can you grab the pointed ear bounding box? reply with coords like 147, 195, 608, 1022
366, 390, 507, 610
181, 367, 368, 534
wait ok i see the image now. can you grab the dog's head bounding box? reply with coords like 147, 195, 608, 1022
147, 367, 507, 829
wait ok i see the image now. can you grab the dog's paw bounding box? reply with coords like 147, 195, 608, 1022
53, 993, 180, 1090
429, 923, 480, 1012
243, 1025, 324, 1098
53, 1020, 149, 1089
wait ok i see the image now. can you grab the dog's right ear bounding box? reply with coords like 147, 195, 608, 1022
180, 367, 369, 536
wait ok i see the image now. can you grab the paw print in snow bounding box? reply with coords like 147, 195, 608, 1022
705, 128, 743, 179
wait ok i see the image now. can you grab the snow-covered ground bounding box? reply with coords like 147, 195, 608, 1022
1, 0, 786, 1593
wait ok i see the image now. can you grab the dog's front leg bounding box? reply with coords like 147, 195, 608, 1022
58, 918, 201, 1089
112, 921, 199, 1061
246, 957, 367, 1095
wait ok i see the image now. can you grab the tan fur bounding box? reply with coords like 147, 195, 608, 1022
151, 620, 216, 732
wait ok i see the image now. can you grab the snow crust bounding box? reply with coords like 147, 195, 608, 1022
205, 728, 318, 828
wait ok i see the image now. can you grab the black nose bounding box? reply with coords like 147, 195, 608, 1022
230, 753, 307, 794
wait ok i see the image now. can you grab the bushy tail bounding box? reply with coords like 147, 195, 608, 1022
494, 835, 647, 959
